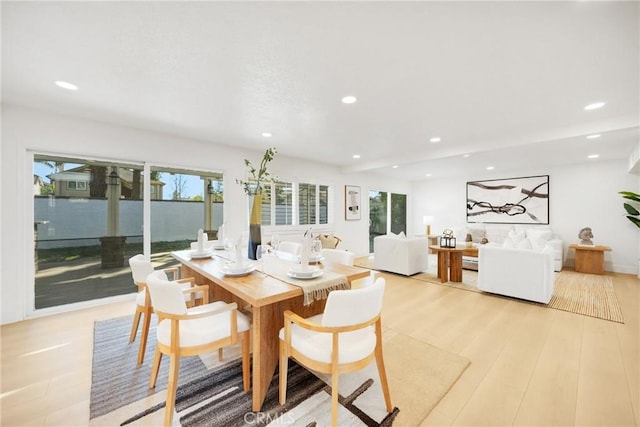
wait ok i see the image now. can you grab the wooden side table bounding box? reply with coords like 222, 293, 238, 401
429, 245, 466, 282
569, 244, 611, 275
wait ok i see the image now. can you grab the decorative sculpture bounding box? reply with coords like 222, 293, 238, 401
578, 227, 594, 245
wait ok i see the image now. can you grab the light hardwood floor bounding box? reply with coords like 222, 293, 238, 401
1, 270, 638, 426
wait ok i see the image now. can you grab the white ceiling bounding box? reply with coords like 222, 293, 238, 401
2, 1, 639, 181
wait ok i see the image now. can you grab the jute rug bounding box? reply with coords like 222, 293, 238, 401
356, 256, 624, 323
549, 271, 623, 323
90, 316, 469, 426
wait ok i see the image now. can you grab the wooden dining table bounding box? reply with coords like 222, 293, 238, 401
170, 249, 370, 412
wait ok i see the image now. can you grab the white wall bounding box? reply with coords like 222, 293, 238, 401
1, 104, 410, 324
412, 160, 640, 274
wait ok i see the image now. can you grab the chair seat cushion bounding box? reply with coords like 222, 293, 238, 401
279, 314, 376, 364
157, 305, 250, 348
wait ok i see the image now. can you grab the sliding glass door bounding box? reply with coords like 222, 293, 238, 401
369, 191, 387, 253
32, 154, 224, 310
368, 190, 407, 253
33, 155, 144, 309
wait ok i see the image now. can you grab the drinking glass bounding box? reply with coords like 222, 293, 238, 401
271, 234, 281, 252
256, 244, 266, 275
311, 239, 322, 260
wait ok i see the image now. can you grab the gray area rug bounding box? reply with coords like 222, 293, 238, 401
90, 315, 208, 419
122, 358, 399, 427
90, 315, 402, 426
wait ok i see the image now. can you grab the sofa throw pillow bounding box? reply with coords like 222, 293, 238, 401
529, 236, 548, 252
508, 228, 526, 243
398, 231, 406, 238
502, 237, 516, 248
319, 234, 340, 249
526, 229, 553, 242
517, 238, 533, 250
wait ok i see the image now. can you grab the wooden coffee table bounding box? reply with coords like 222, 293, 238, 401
429, 245, 467, 282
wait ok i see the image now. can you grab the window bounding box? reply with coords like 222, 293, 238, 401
275, 182, 293, 225
258, 180, 332, 227
298, 183, 329, 225
298, 183, 316, 225
67, 181, 87, 191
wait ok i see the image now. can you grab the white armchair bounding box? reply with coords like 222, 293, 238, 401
373, 234, 429, 275
477, 246, 555, 304
321, 248, 355, 266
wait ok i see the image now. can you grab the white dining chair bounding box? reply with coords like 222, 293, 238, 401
146, 270, 251, 426
278, 277, 392, 427
128, 254, 203, 365
321, 248, 355, 266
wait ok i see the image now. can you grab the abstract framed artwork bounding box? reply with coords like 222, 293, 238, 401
466, 175, 549, 224
345, 185, 361, 220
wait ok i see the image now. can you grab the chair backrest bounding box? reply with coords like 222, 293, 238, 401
322, 277, 385, 327
145, 270, 188, 315
321, 248, 355, 266
129, 254, 155, 284
278, 241, 302, 255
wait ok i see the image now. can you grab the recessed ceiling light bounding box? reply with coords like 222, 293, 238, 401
586, 134, 601, 139
261, 132, 272, 138
584, 102, 605, 110
342, 95, 357, 104
425, 173, 432, 177
352, 154, 360, 159
588, 154, 600, 159
55, 80, 78, 91
430, 137, 441, 143
392, 165, 398, 169
462, 154, 471, 158
486, 166, 495, 170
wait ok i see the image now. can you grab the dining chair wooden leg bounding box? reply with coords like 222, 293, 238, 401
242, 331, 251, 392
217, 348, 223, 361
149, 348, 162, 389
129, 308, 142, 343
137, 308, 152, 365
163, 355, 180, 427
278, 343, 288, 405
374, 322, 393, 412
375, 344, 393, 412
331, 372, 339, 427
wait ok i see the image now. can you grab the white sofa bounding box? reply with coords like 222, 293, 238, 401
373, 234, 429, 276
448, 224, 563, 272
477, 245, 555, 304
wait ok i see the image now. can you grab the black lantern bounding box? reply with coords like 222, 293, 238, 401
108, 169, 120, 186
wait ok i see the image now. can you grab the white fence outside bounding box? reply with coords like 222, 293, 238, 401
34, 196, 223, 249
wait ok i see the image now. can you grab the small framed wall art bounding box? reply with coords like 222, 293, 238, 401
345, 185, 361, 220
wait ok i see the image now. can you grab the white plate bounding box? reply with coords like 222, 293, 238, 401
190, 251, 213, 259
220, 263, 256, 276
288, 269, 324, 280
289, 265, 320, 275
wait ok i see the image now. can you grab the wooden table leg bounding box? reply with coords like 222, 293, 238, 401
437, 251, 449, 283
449, 252, 463, 282
251, 303, 281, 411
